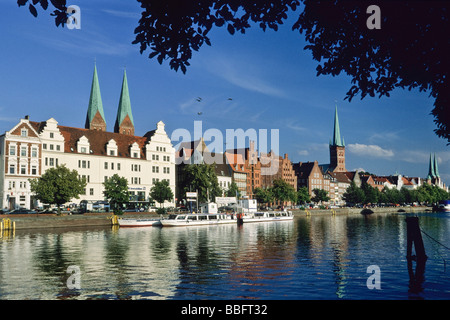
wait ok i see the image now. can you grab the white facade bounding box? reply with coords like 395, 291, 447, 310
0, 118, 42, 210
0, 117, 176, 210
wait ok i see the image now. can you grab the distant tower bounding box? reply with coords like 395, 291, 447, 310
329, 104, 346, 172
85, 64, 107, 131
114, 70, 135, 135
427, 153, 441, 187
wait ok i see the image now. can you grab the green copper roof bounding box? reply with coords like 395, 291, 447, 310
434, 153, 440, 177
114, 70, 134, 131
331, 105, 344, 147
85, 64, 106, 128
427, 154, 434, 179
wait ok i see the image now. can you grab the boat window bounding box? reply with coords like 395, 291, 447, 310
188, 215, 197, 220
255, 213, 264, 217
209, 215, 217, 220
168, 214, 178, 220
198, 215, 207, 220
177, 215, 186, 220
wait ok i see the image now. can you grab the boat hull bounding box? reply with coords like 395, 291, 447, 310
242, 211, 294, 223
118, 218, 162, 227
160, 213, 236, 227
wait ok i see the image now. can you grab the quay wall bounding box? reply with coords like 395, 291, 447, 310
0, 207, 429, 231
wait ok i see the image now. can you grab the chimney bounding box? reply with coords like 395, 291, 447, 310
24, 115, 29, 120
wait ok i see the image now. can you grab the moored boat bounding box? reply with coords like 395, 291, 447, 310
160, 213, 235, 227
118, 218, 162, 227
242, 211, 294, 223
438, 200, 450, 213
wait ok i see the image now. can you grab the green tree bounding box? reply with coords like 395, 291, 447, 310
150, 179, 174, 209
226, 181, 240, 199
297, 186, 310, 205
271, 179, 296, 206
103, 174, 129, 215
29, 164, 86, 214
253, 187, 273, 206
361, 181, 379, 204
343, 181, 365, 205
312, 188, 330, 205
180, 163, 221, 203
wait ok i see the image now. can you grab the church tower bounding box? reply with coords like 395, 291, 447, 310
329, 105, 346, 172
114, 70, 135, 135
85, 64, 107, 131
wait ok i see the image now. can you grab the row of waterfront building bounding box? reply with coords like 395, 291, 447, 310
0, 66, 446, 210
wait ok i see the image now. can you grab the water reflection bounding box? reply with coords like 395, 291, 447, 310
0, 213, 449, 300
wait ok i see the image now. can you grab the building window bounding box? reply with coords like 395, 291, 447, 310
21, 146, 27, 157
9, 164, 15, 174
50, 132, 54, 138
43, 143, 47, 150
90, 188, 94, 196
21, 129, 27, 137
133, 152, 138, 158
21, 164, 26, 175
117, 163, 121, 170
110, 150, 115, 156
104, 162, 108, 169
9, 145, 15, 155
31, 147, 38, 157
31, 165, 37, 175
56, 145, 60, 151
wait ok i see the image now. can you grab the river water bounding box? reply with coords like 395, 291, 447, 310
0, 212, 449, 300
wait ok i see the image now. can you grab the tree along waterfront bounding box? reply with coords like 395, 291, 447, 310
343, 181, 449, 206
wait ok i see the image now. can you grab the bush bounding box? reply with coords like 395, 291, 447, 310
156, 207, 167, 215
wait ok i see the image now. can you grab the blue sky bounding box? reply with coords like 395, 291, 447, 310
0, 1, 449, 185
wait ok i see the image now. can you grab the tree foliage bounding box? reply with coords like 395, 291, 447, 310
271, 179, 297, 205
103, 174, 129, 215
180, 163, 222, 203
226, 181, 240, 198
343, 182, 449, 206
253, 187, 273, 205
150, 179, 174, 207
29, 164, 86, 213
312, 188, 330, 204
296, 186, 310, 204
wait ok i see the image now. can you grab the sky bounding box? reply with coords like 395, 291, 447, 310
0, 1, 449, 185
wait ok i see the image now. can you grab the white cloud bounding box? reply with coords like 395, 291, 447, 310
347, 143, 394, 158
205, 56, 287, 98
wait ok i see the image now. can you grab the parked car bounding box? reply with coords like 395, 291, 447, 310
7, 208, 36, 214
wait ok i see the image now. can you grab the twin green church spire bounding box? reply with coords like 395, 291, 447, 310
85, 64, 134, 135
427, 153, 440, 180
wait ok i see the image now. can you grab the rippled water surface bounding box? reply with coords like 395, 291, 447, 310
1, 212, 449, 300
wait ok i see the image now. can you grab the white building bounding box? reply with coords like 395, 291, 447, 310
0, 66, 176, 210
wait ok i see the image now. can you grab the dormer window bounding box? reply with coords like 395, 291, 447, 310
130, 142, 140, 159
77, 136, 90, 154
106, 139, 118, 157
21, 129, 28, 137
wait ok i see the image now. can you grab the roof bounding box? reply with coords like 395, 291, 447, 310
331, 104, 344, 147
293, 161, 317, 178
30, 120, 148, 159
114, 70, 134, 131
85, 65, 106, 128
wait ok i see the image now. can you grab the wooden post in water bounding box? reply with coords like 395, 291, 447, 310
406, 217, 427, 261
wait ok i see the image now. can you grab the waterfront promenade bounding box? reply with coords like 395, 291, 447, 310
0, 206, 428, 231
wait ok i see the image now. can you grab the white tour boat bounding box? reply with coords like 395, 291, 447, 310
242, 211, 294, 223
118, 218, 162, 227
160, 213, 236, 227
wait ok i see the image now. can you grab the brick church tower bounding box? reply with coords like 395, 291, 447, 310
329, 105, 346, 172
